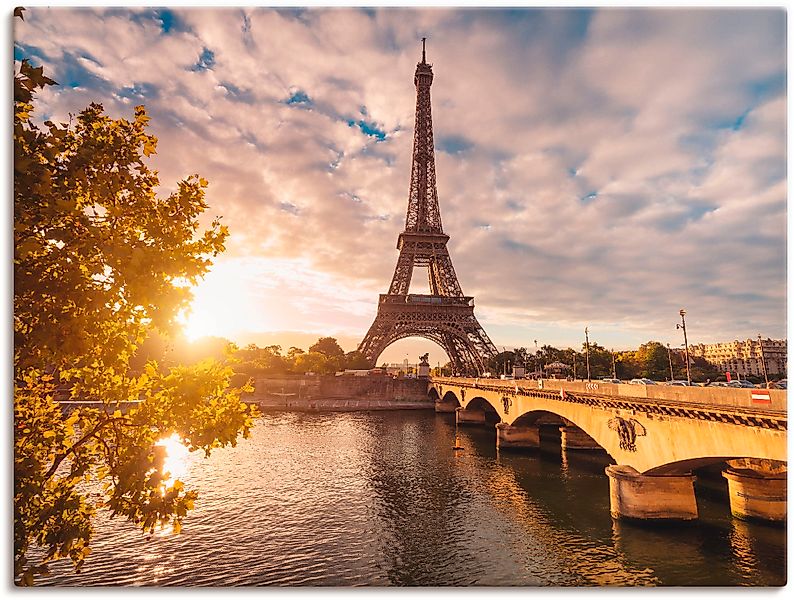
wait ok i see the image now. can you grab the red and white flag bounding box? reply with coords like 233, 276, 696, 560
751, 389, 772, 404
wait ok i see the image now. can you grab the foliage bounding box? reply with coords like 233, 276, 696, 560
343, 350, 371, 370
309, 337, 344, 358
231, 338, 368, 377
14, 59, 257, 585
294, 351, 334, 374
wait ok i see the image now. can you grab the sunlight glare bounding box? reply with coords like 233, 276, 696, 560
155, 432, 190, 488
177, 262, 268, 341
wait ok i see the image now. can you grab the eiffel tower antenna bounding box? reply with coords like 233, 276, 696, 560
358, 42, 498, 375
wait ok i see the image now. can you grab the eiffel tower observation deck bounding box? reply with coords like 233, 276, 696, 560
358, 39, 498, 375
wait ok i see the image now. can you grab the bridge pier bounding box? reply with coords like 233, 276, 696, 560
559, 425, 600, 451
722, 461, 787, 523
435, 397, 459, 413
605, 465, 698, 521
495, 423, 540, 450
455, 406, 486, 425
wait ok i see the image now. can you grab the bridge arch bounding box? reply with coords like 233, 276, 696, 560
362, 328, 485, 376
440, 390, 460, 406
645, 455, 788, 476
511, 409, 609, 454
463, 396, 501, 422
369, 335, 449, 372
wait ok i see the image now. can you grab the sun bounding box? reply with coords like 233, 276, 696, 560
176, 261, 266, 341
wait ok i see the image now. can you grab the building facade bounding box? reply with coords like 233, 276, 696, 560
689, 338, 787, 378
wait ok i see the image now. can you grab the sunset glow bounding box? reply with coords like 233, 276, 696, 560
15, 7, 786, 363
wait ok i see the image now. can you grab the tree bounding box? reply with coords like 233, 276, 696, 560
309, 337, 345, 359
308, 337, 344, 372
635, 342, 670, 380
295, 351, 331, 374
286, 346, 305, 362
583, 343, 614, 379
343, 350, 370, 370
487, 350, 515, 376
14, 58, 256, 585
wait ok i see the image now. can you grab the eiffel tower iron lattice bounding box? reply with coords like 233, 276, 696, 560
358, 40, 498, 375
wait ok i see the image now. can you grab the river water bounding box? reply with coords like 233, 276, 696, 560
38, 410, 786, 587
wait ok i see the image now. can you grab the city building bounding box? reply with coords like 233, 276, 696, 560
689, 338, 787, 378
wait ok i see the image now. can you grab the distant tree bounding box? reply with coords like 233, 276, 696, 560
343, 350, 370, 370
234, 344, 290, 375
513, 347, 528, 366
689, 355, 720, 383
286, 346, 305, 362
309, 337, 345, 358
487, 350, 515, 376
635, 342, 671, 380
308, 337, 344, 372
13, 58, 255, 584
295, 351, 332, 374
583, 343, 614, 379
612, 351, 635, 380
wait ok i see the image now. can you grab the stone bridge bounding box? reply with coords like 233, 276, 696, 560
428, 377, 787, 523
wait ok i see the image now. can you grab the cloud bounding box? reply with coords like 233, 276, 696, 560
14, 7, 787, 363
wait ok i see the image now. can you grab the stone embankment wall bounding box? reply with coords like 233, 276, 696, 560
246, 375, 431, 411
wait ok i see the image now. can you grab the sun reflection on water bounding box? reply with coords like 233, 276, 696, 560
155, 433, 190, 488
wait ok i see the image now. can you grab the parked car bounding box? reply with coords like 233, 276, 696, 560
666, 380, 690, 386
707, 381, 729, 387
601, 378, 621, 384
768, 379, 787, 389
730, 380, 755, 388
629, 378, 656, 385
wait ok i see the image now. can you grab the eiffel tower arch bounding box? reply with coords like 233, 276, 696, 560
358, 40, 498, 375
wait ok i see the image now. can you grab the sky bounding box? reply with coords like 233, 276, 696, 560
12, 6, 787, 366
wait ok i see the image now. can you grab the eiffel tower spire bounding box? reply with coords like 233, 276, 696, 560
405, 37, 442, 233
358, 40, 497, 375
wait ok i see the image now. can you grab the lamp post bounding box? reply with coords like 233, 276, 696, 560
534, 339, 538, 378
584, 326, 591, 382
612, 348, 617, 380
758, 334, 769, 386
676, 309, 691, 385
666, 343, 674, 382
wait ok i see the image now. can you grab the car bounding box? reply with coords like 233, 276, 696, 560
601, 378, 621, 384
629, 378, 657, 385
768, 379, 787, 389
728, 380, 755, 388
666, 380, 690, 386
707, 381, 729, 387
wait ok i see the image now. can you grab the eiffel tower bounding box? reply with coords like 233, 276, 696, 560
358, 40, 498, 375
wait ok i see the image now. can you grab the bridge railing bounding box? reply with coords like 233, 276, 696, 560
431, 377, 787, 414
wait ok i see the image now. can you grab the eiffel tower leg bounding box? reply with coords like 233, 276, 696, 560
358, 312, 396, 367
430, 251, 463, 297
388, 252, 414, 296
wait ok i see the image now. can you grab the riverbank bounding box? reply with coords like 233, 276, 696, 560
252, 398, 435, 411
245, 374, 432, 412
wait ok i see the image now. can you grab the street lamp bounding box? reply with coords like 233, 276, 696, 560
667, 343, 674, 382
584, 326, 591, 382
612, 348, 617, 380
534, 339, 538, 378
676, 309, 691, 385
758, 334, 769, 386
